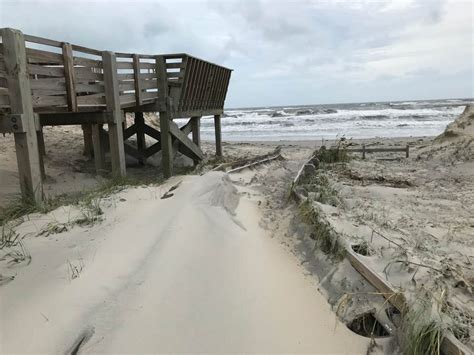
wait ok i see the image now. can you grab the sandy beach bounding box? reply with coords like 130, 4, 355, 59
0, 107, 473, 353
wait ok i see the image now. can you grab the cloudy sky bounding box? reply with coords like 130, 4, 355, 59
1, 0, 472, 107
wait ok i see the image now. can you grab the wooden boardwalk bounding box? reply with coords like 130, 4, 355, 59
0, 28, 232, 203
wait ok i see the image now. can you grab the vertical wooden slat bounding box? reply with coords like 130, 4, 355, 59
2, 28, 43, 203
156, 55, 173, 178
135, 111, 146, 164
191, 116, 201, 166
214, 114, 222, 157
102, 51, 126, 177
132, 54, 142, 106
62, 42, 78, 111
183, 58, 197, 112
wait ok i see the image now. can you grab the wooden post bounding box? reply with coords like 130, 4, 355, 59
191, 116, 201, 166
81, 124, 94, 157
214, 114, 222, 157
406, 144, 409, 158
156, 55, 173, 178
135, 112, 146, 165
102, 51, 126, 177
91, 124, 106, 174
132, 54, 143, 106
2, 28, 43, 203
362, 144, 366, 159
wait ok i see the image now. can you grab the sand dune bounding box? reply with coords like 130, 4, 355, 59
0, 172, 370, 353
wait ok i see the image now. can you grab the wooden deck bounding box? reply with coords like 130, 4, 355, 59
0, 28, 232, 203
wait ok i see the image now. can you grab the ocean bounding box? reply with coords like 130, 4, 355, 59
179, 98, 473, 141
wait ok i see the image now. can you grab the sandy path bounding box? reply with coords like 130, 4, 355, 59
1, 172, 368, 353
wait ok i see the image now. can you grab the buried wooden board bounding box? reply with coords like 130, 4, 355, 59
291, 157, 471, 355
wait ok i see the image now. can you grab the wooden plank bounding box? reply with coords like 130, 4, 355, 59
123, 123, 137, 140
25, 47, 63, 64
166, 62, 185, 69
39, 111, 113, 125
31, 88, 66, 96
141, 91, 158, 100
75, 67, 104, 81
133, 54, 142, 105
145, 141, 162, 158
102, 51, 126, 177
27, 64, 65, 77
75, 82, 105, 94
2, 28, 43, 203
0, 94, 10, 107
71, 44, 102, 56
73, 56, 102, 68
143, 124, 161, 141
139, 62, 156, 70
24, 34, 62, 47
156, 55, 173, 178
168, 119, 204, 161
135, 112, 146, 164
62, 42, 78, 111
191, 116, 201, 165
119, 93, 136, 104
117, 73, 135, 80
76, 93, 106, 105
119, 82, 135, 91
116, 61, 134, 70
29, 77, 66, 90
214, 114, 222, 157
346, 249, 471, 355
180, 56, 195, 111
140, 79, 158, 90
31, 95, 67, 107
91, 124, 106, 174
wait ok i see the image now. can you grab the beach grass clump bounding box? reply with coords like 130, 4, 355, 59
400, 293, 445, 355
299, 172, 340, 206
298, 199, 345, 260
0, 175, 164, 229
315, 138, 350, 164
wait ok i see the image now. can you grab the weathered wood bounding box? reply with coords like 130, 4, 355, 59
73, 56, 102, 68
91, 124, 106, 174
143, 124, 161, 141
2, 28, 43, 203
135, 112, 146, 164
214, 114, 222, 157
62, 42, 78, 111
27, 64, 65, 77
156, 55, 173, 178
75, 82, 105, 94
132, 54, 143, 105
39, 111, 114, 125
74, 67, 104, 81
102, 51, 126, 177
76, 93, 106, 105
116, 61, 134, 70
24, 34, 62, 47
82, 124, 93, 157
168, 119, 204, 161
191, 116, 201, 165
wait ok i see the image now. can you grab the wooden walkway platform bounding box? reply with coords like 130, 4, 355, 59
0, 28, 232, 203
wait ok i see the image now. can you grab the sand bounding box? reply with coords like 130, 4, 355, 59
0, 172, 371, 353
1, 108, 472, 352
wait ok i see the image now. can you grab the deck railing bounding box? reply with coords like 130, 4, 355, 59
0, 30, 232, 116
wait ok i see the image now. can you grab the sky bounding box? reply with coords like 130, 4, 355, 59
1, 0, 473, 108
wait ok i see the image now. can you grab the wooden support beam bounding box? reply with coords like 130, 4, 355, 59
156, 55, 173, 178
132, 54, 143, 106
214, 114, 222, 157
62, 42, 78, 111
169, 119, 204, 161
91, 124, 106, 174
135, 112, 146, 164
82, 124, 94, 157
39, 111, 115, 126
2, 28, 43, 203
191, 116, 201, 166
103, 51, 126, 177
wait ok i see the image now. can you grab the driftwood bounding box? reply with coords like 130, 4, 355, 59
227, 153, 282, 174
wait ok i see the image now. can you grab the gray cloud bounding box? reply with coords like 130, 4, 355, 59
1, 0, 472, 107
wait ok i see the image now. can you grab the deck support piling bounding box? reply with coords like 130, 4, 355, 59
82, 124, 94, 157
159, 111, 173, 178
156, 55, 173, 178
135, 112, 146, 165
103, 51, 126, 177
191, 116, 201, 166
91, 124, 106, 174
2, 28, 43, 203
214, 114, 222, 157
